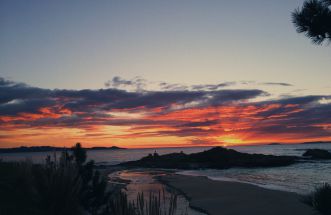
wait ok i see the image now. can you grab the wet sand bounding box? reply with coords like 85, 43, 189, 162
160, 174, 317, 215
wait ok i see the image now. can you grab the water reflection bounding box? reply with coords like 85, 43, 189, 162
109, 170, 206, 215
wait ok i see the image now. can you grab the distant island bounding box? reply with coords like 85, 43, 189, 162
267, 141, 331, 145
0, 146, 126, 153
301, 141, 331, 144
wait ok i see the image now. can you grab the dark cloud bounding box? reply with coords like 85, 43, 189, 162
239, 81, 293, 87
105, 76, 240, 92
180, 120, 219, 127
262, 82, 293, 87
0, 99, 55, 116
252, 124, 331, 139
159, 81, 236, 91
157, 128, 217, 137
191, 82, 236, 91
233, 96, 331, 140
286, 103, 331, 125
105, 76, 146, 90
0, 78, 51, 104
159, 83, 188, 91
107, 76, 134, 87
209, 89, 268, 105
258, 95, 330, 106
0, 77, 265, 117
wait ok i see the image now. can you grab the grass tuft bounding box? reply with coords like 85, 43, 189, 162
304, 183, 331, 215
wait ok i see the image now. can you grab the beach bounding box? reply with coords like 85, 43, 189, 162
160, 174, 316, 215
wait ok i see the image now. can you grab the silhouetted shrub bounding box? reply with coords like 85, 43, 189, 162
304, 183, 331, 215
0, 161, 40, 215
0, 144, 110, 215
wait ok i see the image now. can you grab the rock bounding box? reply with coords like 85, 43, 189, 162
303, 149, 331, 159
121, 146, 297, 169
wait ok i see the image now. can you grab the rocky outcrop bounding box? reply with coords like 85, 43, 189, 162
121, 147, 297, 169
303, 149, 331, 159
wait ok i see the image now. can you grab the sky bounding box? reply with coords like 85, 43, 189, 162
0, 0, 330, 148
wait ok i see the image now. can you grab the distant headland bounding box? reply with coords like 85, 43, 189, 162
301, 141, 331, 144
266, 141, 331, 145
0, 146, 126, 153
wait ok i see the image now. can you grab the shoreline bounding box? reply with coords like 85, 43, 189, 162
157, 175, 210, 215
108, 169, 207, 215
177, 170, 307, 194
159, 174, 317, 215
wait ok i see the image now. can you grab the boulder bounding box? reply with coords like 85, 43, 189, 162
303, 149, 331, 159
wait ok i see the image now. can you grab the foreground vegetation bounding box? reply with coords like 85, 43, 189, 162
110, 191, 185, 215
304, 183, 331, 215
0, 143, 183, 215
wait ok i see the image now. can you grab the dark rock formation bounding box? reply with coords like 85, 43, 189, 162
303, 149, 331, 159
121, 147, 297, 169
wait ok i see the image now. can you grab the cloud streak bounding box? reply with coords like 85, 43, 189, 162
262, 82, 293, 87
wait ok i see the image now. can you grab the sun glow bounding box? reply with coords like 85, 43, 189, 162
219, 136, 244, 145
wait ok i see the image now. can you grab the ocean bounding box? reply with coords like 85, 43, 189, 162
1, 143, 331, 194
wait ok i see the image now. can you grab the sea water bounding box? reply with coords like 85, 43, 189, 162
1, 143, 331, 194
180, 143, 331, 194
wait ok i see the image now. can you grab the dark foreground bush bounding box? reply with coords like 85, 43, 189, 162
304, 183, 331, 215
0, 143, 110, 215
0, 143, 185, 215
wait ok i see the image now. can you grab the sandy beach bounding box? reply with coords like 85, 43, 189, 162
160, 174, 317, 215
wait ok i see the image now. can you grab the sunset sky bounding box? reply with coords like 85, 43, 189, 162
1, 0, 330, 148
